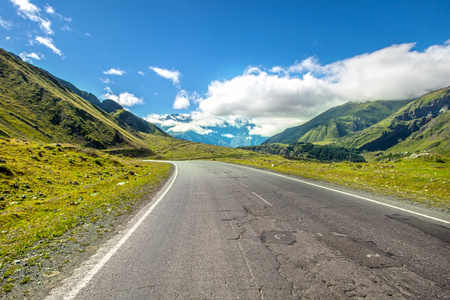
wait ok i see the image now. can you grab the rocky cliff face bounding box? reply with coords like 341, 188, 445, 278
357, 87, 450, 152
396, 92, 449, 121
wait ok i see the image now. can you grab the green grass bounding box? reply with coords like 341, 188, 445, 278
0, 138, 172, 292
142, 134, 253, 160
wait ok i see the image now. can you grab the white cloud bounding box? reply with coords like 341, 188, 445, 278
103, 68, 125, 76
10, 0, 53, 35
144, 113, 217, 135
173, 91, 190, 110
44, 5, 54, 14
44, 5, 72, 22
173, 90, 199, 110
10, 0, 40, 21
35, 36, 62, 56
169, 124, 213, 135
190, 41, 450, 136
138, 71, 145, 76
19, 51, 42, 62
101, 87, 143, 107
149, 66, 181, 86
222, 134, 235, 138
0, 17, 13, 30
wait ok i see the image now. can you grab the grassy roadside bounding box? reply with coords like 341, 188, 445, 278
0, 138, 172, 295
215, 153, 450, 211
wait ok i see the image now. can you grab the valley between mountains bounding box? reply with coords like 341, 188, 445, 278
0, 48, 449, 299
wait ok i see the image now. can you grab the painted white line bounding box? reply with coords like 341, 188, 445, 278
239, 181, 250, 189
46, 163, 178, 300
252, 191, 273, 207
250, 167, 450, 225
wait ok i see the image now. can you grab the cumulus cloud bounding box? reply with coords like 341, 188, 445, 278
19, 51, 42, 62
149, 66, 181, 86
188, 41, 450, 136
103, 68, 125, 76
10, 0, 53, 35
101, 87, 143, 107
172, 90, 201, 110
173, 90, 190, 109
35, 36, 62, 55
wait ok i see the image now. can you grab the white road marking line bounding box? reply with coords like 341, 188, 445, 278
239, 181, 250, 189
252, 191, 273, 207
250, 167, 450, 225
46, 163, 178, 300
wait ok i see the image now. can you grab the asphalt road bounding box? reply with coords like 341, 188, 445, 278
48, 160, 450, 299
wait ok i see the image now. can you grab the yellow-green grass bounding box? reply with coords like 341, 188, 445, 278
216, 153, 450, 211
0, 138, 171, 286
143, 134, 253, 160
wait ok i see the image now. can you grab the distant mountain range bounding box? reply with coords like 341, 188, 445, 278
264, 100, 412, 145
337, 87, 450, 155
0, 48, 167, 155
263, 87, 450, 156
152, 114, 267, 147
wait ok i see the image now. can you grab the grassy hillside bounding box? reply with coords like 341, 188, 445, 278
338, 87, 450, 154
0, 49, 164, 151
263, 100, 411, 145
389, 110, 450, 156
0, 138, 172, 296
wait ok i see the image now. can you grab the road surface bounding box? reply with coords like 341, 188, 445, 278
48, 160, 450, 299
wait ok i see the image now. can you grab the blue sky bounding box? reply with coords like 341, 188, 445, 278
1, 0, 450, 137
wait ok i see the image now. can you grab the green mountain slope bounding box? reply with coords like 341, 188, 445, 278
95, 99, 166, 135
338, 87, 450, 154
390, 110, 450, 156
263, 100, 411, 145
0, 48, 166, 150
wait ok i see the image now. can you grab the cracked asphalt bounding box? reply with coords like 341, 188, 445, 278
48, 160, 450, 299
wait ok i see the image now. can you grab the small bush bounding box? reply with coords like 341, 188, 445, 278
2, 283, 14, 292
93, 158, 103, 166
0, 164, 14, 177
20, 276, 31, 284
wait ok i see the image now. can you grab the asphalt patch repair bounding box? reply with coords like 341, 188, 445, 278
317, 232, 402, 268
260, 230, 297, 245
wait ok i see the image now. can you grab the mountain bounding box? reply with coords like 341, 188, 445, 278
0, 48, 167, 152
51, 76, 102, 107
263, 87, 449, 156
111, 109, 166, 135
35, 64, 166, 136
263, 100, 412, 145
153, 114, 267, 147
338, 87, 450, 155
